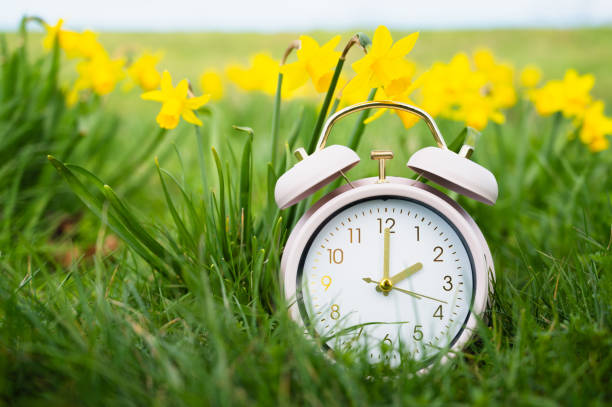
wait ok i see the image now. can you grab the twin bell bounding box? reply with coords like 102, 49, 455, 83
274, 101, 498, 210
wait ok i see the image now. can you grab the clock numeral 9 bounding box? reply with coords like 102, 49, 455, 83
321, 275, 332, 291
443, 275, 453, 291
412, 325, 423, 341
377, 218, 395, 233
330, 304, 340, 320
348, 228, 361, 244
433, 246, 444, 262
433, 305, 443, 320
327, 248, 343, 264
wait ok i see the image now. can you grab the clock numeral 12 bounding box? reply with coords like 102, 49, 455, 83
348, 228, 361, 244
377, 218, 395, 233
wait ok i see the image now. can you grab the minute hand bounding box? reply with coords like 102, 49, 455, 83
389, 262, 423, 285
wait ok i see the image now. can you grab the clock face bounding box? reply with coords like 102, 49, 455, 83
297, 196, 475, 365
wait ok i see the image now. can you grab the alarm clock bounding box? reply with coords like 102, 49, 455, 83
275, 101, 497, 367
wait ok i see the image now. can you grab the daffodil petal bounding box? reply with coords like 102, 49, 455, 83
321, 35, 341, 52
182, 109, 203, 126
160, 70, 172, 93
176, 79, 189, 98
280, 61, 309, 92
371, 25, 393, 56
185, 94, 211, 110
140, 90, 165, 102
389, 32, 419, 58
363, 108, 386, 124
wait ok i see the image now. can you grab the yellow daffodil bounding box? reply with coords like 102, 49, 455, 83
141, 71, 210, 129
199, 70, 224, 100
520, 65, 542, 88
42, 19, 64, 50
559, 69, 594, 117
43, 20, 105, 59
345, 26, 419, 99
126, 52, 162, 92
473, 49, 517, 109
226, 53, 279, 96
67, 51, 125, 105
407, 51, 512, 130
529, 69, 594, 118
578, 100, 612, 152
280, 35, 341, 93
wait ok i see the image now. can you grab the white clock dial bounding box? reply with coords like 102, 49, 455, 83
298, 197, 475, 364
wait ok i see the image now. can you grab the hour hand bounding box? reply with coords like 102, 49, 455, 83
389, 262, 423, 285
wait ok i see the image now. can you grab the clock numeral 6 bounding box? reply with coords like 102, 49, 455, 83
327, 248, 344, 264
321, 275, 332, 291
433, 246, 444, 262
330, 304, 340, 320
348, 228, 361, 244
377, 218, 395, 233
412, 325, 423, 341
382, 333, 393, 347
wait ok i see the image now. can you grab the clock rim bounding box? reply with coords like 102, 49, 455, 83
280, 177, 492, 366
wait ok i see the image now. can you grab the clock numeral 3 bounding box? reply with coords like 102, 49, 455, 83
327, 248, 344, 264
442, 275, 453, 291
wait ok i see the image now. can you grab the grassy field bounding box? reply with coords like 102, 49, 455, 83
1, 24, 611, 405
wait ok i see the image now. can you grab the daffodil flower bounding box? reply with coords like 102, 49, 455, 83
280, 35, 341, 93
225, 53, 280, 96
520, 65, 542, 88
529, 69, 594, 117
578, 100, 612, 152
199, 70, 224, 100
67, 51, 125, 105
141, 71, 210, 130
126, 52, 163, 92
345, 26, 419, 99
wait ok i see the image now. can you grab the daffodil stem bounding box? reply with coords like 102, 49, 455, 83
110, 127, 166, 185
307, 58, 345, 153
195, 122, 209, 195
545, 111, 562, 158
327, 97, 341, 119
347, 88, 377, 150
271, 72, 283, 163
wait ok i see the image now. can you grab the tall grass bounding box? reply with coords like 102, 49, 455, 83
1, 20, 611, 405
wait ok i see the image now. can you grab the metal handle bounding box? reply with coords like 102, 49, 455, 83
315, 100, 448, 151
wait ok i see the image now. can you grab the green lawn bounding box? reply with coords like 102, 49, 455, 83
1, 25, 611, 405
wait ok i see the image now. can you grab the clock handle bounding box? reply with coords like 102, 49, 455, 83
315, 100, 448, 152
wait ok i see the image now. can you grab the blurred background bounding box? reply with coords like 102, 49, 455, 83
3, 0, 612, 31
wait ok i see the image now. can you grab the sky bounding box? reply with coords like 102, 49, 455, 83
3, 0, 612, 32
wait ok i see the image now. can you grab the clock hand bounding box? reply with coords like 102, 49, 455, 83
362, 277, 447, 304
389, 262, 423, 285
362, 277, 421, 300
391, 286, 448, 304
378, 228, 393, 294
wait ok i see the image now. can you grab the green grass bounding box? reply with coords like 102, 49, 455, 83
1, 21, 611, 405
